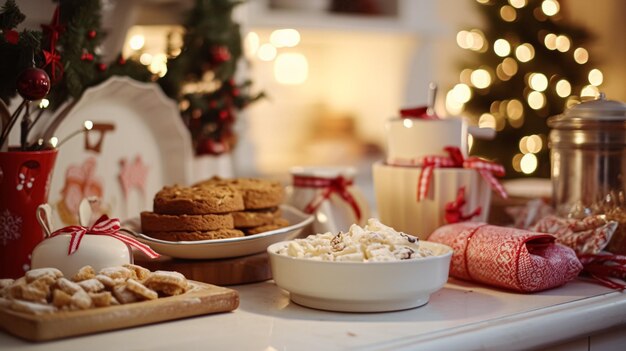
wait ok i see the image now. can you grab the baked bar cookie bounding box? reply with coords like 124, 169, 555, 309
153, 185, 244, 215
195, 178, 284, 210
232, 207, 281, 228
145, 229, 244, 242
141, 211, 234, 232
245, 218, 290, 235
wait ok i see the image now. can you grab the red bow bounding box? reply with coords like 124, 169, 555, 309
294, 175, 361, 221
578, 253, 626, 290
417, 146, 507, 202
50, 215, 159, 259
399, 106, 438, 120
41, 6, 65, 83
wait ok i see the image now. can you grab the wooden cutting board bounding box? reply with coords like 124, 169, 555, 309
134, 252, 272, 286
0, 281, 238, 342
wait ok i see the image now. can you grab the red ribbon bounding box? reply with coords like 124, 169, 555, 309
50, 215, 159, 259
399, 106, 438, 120
578, 253, 626, 290
294, 175, 361, 221
417, 146, 507, 202
41, 6, 65, 83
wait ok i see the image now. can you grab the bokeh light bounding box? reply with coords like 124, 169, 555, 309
515, 43, 535, 62
555, 35, 571, 52
556, 79, 571, 97
541, 0, 560, 16
544, 33, 557, 50
500, 5, 517, 22
527, 91, 546, 110
520, 153, 538, 174
494, 39, 511, 57
574, 47, 589, 64
588, 68, 603, 86
471, 69, 492, 89
529, 73, 548, 91
270, 29, 301, 48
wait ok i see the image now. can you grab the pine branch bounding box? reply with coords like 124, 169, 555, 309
0, 0, 25, 29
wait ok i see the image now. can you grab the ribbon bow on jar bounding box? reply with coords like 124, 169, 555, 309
50, 215, 159, 258
294, 175, 362, 222
418, 146, 508, 202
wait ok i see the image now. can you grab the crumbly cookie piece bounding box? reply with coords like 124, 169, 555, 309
245, 218, 290, 235
232, 207, 281, 228
141, 211, 234, 232
144, 271, 188, 296
52, 289, 73, 309
153, 185, 244, 215
78, 278, 105, 293
71, 290, 93, 310
89, 291, 114, 307
112, 285, 139, 304
55, 278, 83, 295
126, 279, 158, 300
95, 274, 117, 289
10, 299, 57, 314
99, 266, 133, 281
25, 267, 63, 283
123, 264, 151, 282
72, 265, 96, 282
195, 177, 284, 210
0, 279, 14, 290
145, 228, 244, 242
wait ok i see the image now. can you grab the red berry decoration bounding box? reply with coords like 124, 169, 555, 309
118, 56, 126, 65
211, 46, 231, 64
16, 67, 51, 101
81, 52, 94, 61
87, 30, 97, 39
97, 63, 107, 72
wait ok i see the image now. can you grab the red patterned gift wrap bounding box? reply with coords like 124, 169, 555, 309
428, 222, 583, 292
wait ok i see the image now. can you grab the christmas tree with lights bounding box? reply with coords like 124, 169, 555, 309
159, 0, 264, 155
446, 0, 602, 178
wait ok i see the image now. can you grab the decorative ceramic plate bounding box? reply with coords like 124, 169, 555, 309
46, 77, 193, 229
124, 205, 314, 259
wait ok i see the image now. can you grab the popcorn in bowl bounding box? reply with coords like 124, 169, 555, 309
277, 219, 434, 262
267, 219, 453, 312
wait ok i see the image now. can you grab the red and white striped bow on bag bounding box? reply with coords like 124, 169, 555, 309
50, 215, 160, 258
417, 146, 508, 201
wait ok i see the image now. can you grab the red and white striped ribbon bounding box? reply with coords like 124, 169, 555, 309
416, 146, 507, 202
293, 175, 362, 221
50, 215, 160, 259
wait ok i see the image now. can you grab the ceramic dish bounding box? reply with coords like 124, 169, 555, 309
124, 205, 314, 259
267, 240, 452, 312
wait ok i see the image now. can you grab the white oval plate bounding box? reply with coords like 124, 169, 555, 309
124, 205, 314, 259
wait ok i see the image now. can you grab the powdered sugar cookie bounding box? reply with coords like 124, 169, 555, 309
56, 277, 82, 295
78, 278, 105, 293
126, 279, 158, 300
25, 267, 62, 283
72, 266, 96, 282
123, 264, 151, 282
144, 271, 188, 296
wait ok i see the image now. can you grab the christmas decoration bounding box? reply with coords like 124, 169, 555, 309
159, 0, 264, 155
447, 0, 599, 178
16, 67, 51, 101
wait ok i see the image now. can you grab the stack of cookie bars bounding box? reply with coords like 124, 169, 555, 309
140, 178, 288, 241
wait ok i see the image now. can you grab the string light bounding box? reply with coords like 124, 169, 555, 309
509, 0, 526, 9
471, 69, 492, 89
529, 73, 548, 91
544, 33, 557, 50
457, 30, 487, 51
453, 83, 472, 102
39, 99, 49, 109
527, 91, 546, 109
257, 43, 277, 61
139, 53, 152, 65
129, 34, 145, 51
588, 68, 603, 86
501, 57, 518, 76
244, 32, 260, 57
541, 0, 560, 16
270, 29, 300, 48
479, 113, 497, 129
515, 43, 535, 62
507, 99, 524, 120
581, 85, 600, 98
519, 136, 529, 153
500, 5, 517, 22
520, 153, 538, 174
494, 39, 511, 57
526, 134, 543, 153
555, 79, 571, 97
555, 35, 571, 52
512, 153, 523, 172
574, 48, 589, 64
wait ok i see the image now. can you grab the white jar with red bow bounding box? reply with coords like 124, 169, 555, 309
286, 166, 370, 235
373, 106, 506, 239
31, 215, 159, 276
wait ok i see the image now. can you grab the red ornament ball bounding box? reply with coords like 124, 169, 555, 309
211, 46, 231, 64
16, 67, 51, 100
97, 63, 107, 72
87, 30, 97, 39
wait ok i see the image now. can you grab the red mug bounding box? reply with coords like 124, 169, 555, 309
0, 148, 58, 278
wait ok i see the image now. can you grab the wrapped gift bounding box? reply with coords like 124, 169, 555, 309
429, 222, 582, 292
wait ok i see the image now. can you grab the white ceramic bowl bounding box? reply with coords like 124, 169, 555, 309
267, 240, 453, 312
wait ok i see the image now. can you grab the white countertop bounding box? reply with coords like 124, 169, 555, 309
2, 278, 625, 351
